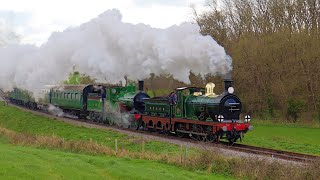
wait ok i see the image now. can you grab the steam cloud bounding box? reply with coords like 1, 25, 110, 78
0, 9, 232, 93
48, 104, 64, 117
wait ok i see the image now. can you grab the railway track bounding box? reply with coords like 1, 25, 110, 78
78, 119, 320, 163
1, 90, 319, 163
224, 143, 318, 162
121, 126, 319, 163
45, 114, 320, 163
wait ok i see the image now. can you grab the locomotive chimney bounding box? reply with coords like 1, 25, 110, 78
224, 79, 233, 94
138, 80, 144, 91
124, 75, 128, 86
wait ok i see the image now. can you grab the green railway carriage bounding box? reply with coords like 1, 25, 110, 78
50, 86, 83, 110
9, 88, 33, 103
8, 88, 38, 108
50, 85, 105, 118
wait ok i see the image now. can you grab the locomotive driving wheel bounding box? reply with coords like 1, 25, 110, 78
206, 133, 216, 142
191, 124, 206, 142
206, 126, 215, 142
163, 123, 171, 135
175, 123, 185, 138
228, 130, 238, 145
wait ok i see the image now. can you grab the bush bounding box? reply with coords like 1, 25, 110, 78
287, 99, 304, 122
146, 90, 155, 98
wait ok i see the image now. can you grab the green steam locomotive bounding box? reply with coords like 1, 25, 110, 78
7, 80, 252, 143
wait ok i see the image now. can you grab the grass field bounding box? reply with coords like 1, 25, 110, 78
242, 120, 320, 155
1, 104, 320, 156
0, 103, 232, 179
1, 104, 320, 179
0, 104, 187, 156
0, 141, 230, 180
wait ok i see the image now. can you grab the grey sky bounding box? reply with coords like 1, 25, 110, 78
0, 0, 206, 45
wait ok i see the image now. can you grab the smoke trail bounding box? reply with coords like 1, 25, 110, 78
48, 104, 64, 117
0, 9, 232, 94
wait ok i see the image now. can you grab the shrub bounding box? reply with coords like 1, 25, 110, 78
287, 99, 304, 122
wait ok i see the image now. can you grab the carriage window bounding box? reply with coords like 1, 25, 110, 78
75, 93, 78, 100
71, 93, 73, 99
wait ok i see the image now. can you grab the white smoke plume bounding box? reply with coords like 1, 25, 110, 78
48, 104, 64, 117
0, 9, 232, 94
106, 112, 132, 128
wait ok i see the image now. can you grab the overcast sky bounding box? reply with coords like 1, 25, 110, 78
0, 0, 207, 46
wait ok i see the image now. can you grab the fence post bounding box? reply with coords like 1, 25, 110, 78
141, 139, 145, 159
184, 144, 188, 166
115, 139, 118, 155
180, 144, 183, 165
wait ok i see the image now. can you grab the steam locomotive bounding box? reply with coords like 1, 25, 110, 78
7, 79, 252, 143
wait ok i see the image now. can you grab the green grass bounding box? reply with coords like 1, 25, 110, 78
243, 120, 320, 155
0, 142, 231, 180
2, 103, 320, 156
0, 104, 186, 156
2, 104, 320, 179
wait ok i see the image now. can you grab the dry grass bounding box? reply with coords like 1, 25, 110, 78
0, 127, 114, 155
1, 126, 320, 180
183, 150, 320, 180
